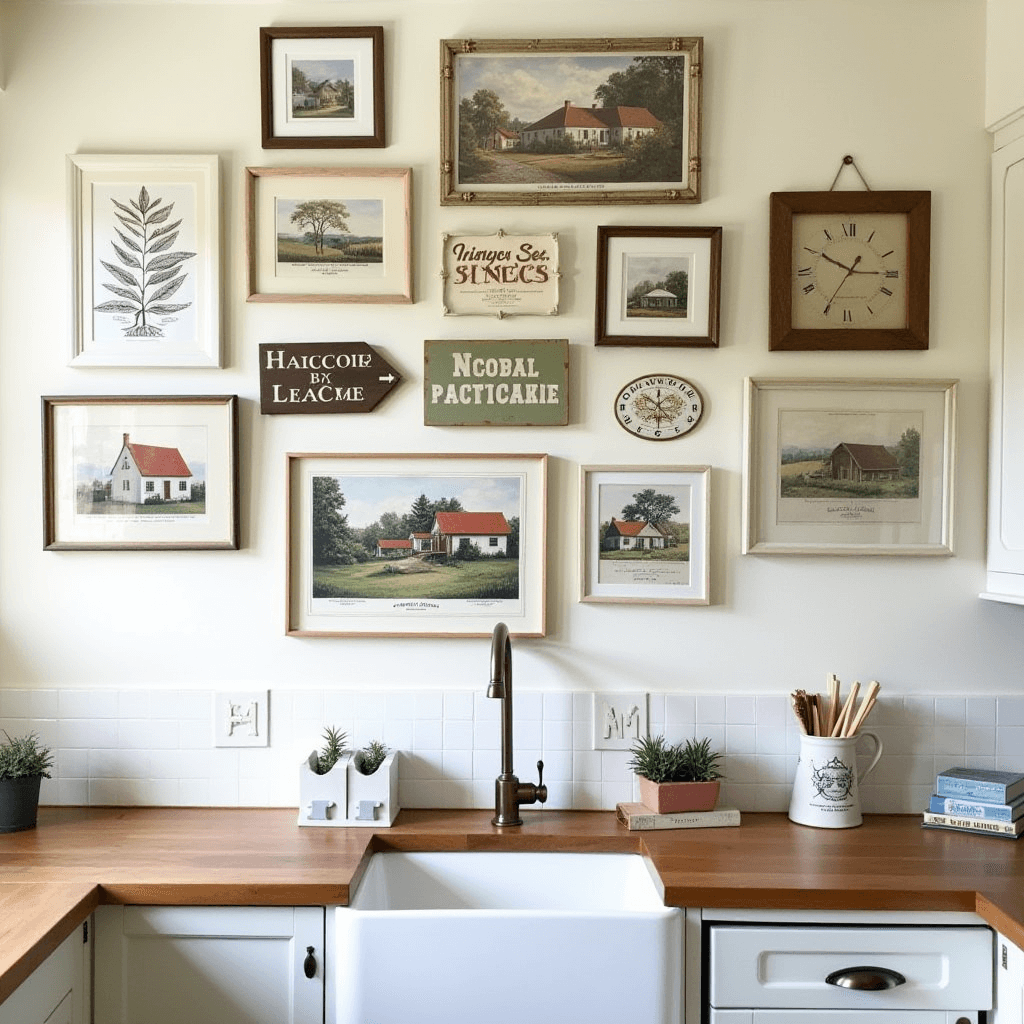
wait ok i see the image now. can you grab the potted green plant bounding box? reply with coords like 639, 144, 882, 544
628, 734, 724, 814
0, 731, 54, 833
347, 740, 400, 826
298, 726, 350, 827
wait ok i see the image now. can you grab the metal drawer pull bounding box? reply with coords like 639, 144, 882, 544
303, 946, 317, 979
825, 966, 907, 990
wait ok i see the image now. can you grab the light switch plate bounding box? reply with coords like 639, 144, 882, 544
214, 690, 269, 747
592, 692, 648, 750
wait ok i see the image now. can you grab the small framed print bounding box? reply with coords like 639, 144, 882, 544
742, 377, 957, 555
245, 166, 412, 304
286, 453, 547, 637
42, 395, 239, 551
580, 465, 710, 605
260, 27, 385, 149
68, 153, 221, 368
596, 226, 722, 347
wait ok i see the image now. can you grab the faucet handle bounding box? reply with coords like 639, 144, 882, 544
536, 759, 544, 786
536, 760, 547, 804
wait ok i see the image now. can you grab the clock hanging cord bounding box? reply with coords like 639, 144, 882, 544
829, 154, 871, 191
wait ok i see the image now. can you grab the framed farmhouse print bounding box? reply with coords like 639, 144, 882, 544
580, 465, 710, 605
596, 226, 721, 347
68, 154, 221, 368
440, 36, 702, 206
742, 378, 956, 556
286, 453, 547, 637
42, 395, 239, 551
245, 166, 412, 304
260, 27, 385, 149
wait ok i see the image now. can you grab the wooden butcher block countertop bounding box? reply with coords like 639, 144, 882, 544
2, 807, 1023, 1003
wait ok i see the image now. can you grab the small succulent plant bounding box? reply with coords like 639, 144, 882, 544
627, 734, 723, 784
0, 731, 54, 780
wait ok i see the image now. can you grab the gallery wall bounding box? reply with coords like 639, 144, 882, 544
1, 0, 1019, 699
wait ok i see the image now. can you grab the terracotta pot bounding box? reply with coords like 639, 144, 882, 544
637, 775, 720, 814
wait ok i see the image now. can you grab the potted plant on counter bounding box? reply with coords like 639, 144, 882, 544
628, 734, 724, 814
0, 731, 54, 833
348, 740, 400, 827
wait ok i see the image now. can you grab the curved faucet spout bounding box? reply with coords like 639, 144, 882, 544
488, 621, 510, 698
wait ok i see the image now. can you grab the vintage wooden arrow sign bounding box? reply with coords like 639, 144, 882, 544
259, 341, 401, 415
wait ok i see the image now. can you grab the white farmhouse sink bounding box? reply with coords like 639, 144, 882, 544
334, 851, 682, 1024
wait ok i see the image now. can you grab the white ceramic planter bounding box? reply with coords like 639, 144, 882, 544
346, 751, 400, 827
297, 752, 350, 827
297, 750, 400, 827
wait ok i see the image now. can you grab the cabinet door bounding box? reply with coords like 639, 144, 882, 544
993, 932, 1024, 1024
0, 925, 89, 1024
94, 905, 324, 1024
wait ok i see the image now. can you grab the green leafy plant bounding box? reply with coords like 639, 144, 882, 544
313, 726, 348, 775
0, 731, 54, 780
354, 740, 389, 776
627, 734, 723, 784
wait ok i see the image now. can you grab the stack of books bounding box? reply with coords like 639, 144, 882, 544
615, 801, 740, 832
921, 766, 1024, 840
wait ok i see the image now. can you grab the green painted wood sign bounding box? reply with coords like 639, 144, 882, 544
423, 339, 568, 426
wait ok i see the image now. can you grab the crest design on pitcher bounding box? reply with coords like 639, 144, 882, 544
810, 755, 854, 801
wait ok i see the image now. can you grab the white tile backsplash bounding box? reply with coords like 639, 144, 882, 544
2, 689, 1020, 813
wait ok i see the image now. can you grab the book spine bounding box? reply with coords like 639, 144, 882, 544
922, 811, 1020, 835
935, 777, 1014, 801
928, 796, 1017, 821
621, 809, 740, 830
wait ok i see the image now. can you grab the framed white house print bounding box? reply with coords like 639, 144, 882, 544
68, 154, 221, 368
742, 377, 957, 555
42, 395, 239, 551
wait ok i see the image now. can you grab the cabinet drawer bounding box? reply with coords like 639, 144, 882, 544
710, 1013, 979, 1023
708, 925, 993, 1011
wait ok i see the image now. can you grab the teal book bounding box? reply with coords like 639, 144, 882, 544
935, 767, 1024, 803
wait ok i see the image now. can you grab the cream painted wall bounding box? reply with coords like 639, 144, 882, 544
0, 0, 1016, 697
986, 0, 1024, 129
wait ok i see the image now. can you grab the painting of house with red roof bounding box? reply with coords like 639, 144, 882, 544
520, 101, 661, 151
431, 511, 511, 557
109, 432, 194, 505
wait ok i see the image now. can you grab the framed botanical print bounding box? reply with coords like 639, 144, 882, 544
742, 377, 956, 555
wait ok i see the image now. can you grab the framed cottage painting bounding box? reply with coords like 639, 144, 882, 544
42, 395, 239, 551
440, 36, 703, 206
68, 154, 221, 367
286, 453, 547, 637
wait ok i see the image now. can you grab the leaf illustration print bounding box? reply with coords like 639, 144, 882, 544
94, 186, 197, 338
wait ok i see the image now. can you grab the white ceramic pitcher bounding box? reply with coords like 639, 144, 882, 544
788, 731, 883, 829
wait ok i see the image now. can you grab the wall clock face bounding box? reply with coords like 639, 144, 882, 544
769, 191, 930, 351
614, 373, 703, 440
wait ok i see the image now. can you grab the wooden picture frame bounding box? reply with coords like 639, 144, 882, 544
245, 166, 412, 304
440, 36, 702, 206
286, 453, 547, 637
260, 26, 385, 149
769, 190, 931, 351
742, 377, 956, 555
67, 154, 221, 368
596, 226, 721, 347
580, 465, 710, 604
42, 395, 239, 551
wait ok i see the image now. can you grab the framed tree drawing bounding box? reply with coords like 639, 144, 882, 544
68, 154, 221, 368
42, 395, 239, 551
742, 377, 956, 555
286, 453, 547, 637
440, 37, 702, 206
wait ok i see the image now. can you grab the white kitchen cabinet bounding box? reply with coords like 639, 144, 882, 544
993, 932, 1024, 1024
0, 923, 90, 1024
94, 905, 325, 1024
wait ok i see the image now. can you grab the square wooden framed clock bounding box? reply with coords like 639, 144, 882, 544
769, 190, 930, 351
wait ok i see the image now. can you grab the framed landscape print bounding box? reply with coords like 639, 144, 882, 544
440, 36, 702, 206
68, 154, 221, 368
596, 226, 722, 346
286, 453, 547, 637
245, 166, 412, 304
580, 465, 710, 605
260, 27, 385, 149
742, 378, 956, 555
42, 395, 239, 551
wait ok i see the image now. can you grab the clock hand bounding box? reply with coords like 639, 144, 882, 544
824, 254, 862, 306
820, 251, 855, 273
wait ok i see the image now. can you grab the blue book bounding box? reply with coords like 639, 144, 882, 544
935, 767, 1024, 803
928, 793, 1024, 821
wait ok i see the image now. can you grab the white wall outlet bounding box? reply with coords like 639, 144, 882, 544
592, 693, 648, 750
214, 690, 270, 747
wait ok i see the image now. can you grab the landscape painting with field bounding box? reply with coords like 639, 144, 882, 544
275, 197, 383, 273
597, 482, 690, 586
623, 253, 690, 321
455, 50, 687, 189
310, 472, 522, 604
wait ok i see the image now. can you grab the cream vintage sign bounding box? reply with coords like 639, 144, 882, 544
441, 230, 559, 318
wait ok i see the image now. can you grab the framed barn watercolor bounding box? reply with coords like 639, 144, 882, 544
245, 166, 412, 304
42, 395, 239, 551
580, 465, 710, 605
742, 378, 956, 555
259, 27, 385, 149
596, 226, 721, 347
286, 453, 547, 637
440, 36, 702, 206
67, 154, 221, 368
